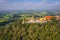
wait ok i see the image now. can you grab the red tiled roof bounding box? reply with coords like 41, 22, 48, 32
45, 16, 53, 20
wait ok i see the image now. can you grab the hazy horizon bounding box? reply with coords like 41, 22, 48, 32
0, 0, 60, 10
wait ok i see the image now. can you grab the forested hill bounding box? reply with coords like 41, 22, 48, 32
0, 19, 60, 40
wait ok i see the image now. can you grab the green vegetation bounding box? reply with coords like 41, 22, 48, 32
0, 20, 5, 22
0, 19, 60, 40
0, 11, 60, 40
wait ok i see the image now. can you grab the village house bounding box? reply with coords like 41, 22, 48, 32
22, 15, 58, 24
55, 15, 60, 20
25, 16, 50, 23
45, 16, 53, 20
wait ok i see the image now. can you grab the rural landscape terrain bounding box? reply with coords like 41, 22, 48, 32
0, 10, 60, 40
0, 0, 60, 40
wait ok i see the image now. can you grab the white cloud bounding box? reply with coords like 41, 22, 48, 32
55, 2, 59, 4
55, 2, 60, 5
42, 0, 46, 2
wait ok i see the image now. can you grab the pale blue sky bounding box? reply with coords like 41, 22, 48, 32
0, 0, 60, 10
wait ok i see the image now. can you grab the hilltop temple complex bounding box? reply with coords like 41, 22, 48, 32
22, 15, 60, 24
